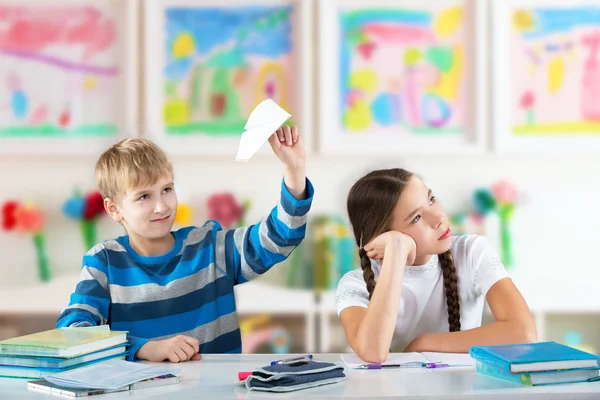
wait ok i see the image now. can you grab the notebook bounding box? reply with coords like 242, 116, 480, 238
28, 374, 180, 397
476, 360, 600, 386
469, 342, 600, 373
0, 327, 127, 358
0, 345, 127, 369
340, 352, 475, 369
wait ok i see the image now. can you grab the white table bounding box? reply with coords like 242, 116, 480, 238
2, 354, 600, 399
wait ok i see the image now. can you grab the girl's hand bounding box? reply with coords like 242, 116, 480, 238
364, 231, 416, 265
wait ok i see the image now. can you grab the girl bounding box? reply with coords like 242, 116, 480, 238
336, 168, 536, 363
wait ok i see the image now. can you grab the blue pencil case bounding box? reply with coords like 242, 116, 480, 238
245, 360, 346, 392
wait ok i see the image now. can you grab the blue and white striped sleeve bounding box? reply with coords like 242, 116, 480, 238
56, 244, 111, 328
55, 245, 148, 360
215, 178, 314, 285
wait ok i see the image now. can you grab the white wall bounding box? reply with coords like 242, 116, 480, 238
1, 152, 598, 294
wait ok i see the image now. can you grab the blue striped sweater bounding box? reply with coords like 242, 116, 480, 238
56, 179, 314, 360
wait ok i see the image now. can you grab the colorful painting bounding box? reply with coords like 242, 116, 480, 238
339, 6, 466, 135
319, 0, 485, 154
0, 4, 126, 138
162, 6, 297, 137
510, 6, 600, 135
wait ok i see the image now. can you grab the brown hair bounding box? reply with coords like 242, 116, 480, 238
95, 138, 173, 201
346, 168, 461, 332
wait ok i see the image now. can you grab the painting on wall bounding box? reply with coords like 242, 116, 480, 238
318, 0, 486, 154
0, 0, 138, 154
144, 0, 312, 155
494, 0, 600, 152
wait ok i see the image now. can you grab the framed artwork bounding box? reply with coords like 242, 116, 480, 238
144, 0, 312, 156
318, 0, 486, 154
0, 0, 138, 154
493, 0, 600, 152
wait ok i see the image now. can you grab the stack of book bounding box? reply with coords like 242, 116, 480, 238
470, 341, 600, 386
0, 326, 128, 379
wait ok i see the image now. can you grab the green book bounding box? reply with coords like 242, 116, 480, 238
0, 327, 127, 358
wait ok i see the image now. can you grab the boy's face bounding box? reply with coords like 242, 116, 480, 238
106, 174, 177, 240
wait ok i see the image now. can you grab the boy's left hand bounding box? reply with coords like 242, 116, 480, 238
268, 126, 305, 169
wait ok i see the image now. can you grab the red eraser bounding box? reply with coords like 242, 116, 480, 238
238, 371, 252, 381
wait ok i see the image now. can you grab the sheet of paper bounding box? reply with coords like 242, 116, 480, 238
340, 353, 428, 369
421, 352, 476, 366
235, 98, 291, 162
46, 359, 180, 390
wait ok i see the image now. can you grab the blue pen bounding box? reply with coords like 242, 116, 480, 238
270, 355, 313, 366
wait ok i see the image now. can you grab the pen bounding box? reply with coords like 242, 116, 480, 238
357, 363, 423, 369
425, 363, 449, 369
270, 355, 313, 366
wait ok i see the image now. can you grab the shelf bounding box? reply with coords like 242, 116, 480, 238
234, 281, 316, 314
0, 275, 317, 316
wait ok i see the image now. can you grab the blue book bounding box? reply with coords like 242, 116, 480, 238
0, 353, 126, 379
470, 342, 600, 373
476, 360, 600, 386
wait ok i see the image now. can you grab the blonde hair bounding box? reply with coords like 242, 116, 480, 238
95, 138, 173, 201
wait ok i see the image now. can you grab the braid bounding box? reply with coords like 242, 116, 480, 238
439, 250, 461, 332
359, 248, 376, 300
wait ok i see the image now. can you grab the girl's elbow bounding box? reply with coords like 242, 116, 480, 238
355, 344, 389, 364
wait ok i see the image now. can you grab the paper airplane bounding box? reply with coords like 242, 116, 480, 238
235, 99, 291, 162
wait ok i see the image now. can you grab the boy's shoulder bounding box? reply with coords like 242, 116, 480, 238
176, 220, 227, 248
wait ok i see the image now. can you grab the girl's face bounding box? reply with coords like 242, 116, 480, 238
389, 176, 452, 264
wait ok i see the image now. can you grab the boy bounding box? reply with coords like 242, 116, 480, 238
56, 126, 313, 362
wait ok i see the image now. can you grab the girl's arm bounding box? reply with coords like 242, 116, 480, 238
405, 278, 537, 353
339, 233, 414, 363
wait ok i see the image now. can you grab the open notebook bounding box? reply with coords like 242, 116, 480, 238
340, 352, 476, 369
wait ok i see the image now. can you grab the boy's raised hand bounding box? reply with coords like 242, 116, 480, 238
137, 335, 202, 363
268, 125, 305, 169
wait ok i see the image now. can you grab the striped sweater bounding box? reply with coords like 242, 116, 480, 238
56, 179, 314, 360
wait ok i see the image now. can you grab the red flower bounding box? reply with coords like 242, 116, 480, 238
14, 204, 45, 233
83, 191, 104, 221
2, 201, 19, 231
207, 193, 243, 228
520, 91, 535, 109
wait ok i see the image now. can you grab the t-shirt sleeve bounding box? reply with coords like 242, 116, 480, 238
468, 235, 510, 297
335, 271, 370, 316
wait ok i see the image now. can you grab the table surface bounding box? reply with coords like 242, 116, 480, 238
2, 354, 600, 399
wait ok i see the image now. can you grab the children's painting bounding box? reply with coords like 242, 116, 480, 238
494, 1, 600, 152
0, 0, 136, 153
341, 7, 465, 135
512, 6, 600, 135
319, 0, 485, 154
163, 5, 296, 136
143, 0, 313, 156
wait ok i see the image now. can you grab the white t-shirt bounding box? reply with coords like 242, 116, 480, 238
336, 235, 509, 352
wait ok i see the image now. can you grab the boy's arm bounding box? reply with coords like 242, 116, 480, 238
215, 177, 314, 285
55, 246, 149, 360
